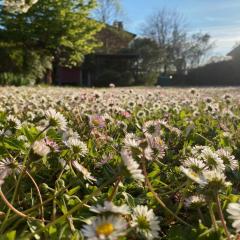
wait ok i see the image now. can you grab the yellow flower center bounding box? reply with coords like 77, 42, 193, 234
137, 216, 150, 230
191, 171, 198, 177
96, 223, 114, 236
92, 119, 99, 125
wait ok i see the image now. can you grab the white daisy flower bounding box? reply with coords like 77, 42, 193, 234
131, 205, 160, 240
137, 110, 146, 119
143, 120, 161, 137
184, 195, 206, 208
217, 149, 239, 171
127, 100, 136, 108
7, 115, 21, 129
180, 166, 207, 186
200, 148, 225, 171
45, 108, 67, 131
183, 157, 206, 172
227, 202, 240, 233
89, 115, 106, 128
32, 140, 50, 157
90, 201, 129, 215
72, 160, 96, 182
191, 145, 207, 156
0, 158, 22, 187
146, 135, 166, 154
66, 137, 88, 156
203, 170, 231, 188
121, 149, 144, 183
82, 215, 127, 240
124, 133, 139, 148
62, 129, 80, 142
144, 146, 154, 161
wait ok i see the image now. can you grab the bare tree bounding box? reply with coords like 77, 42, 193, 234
142, 8, 214, 74
186, 33, 214, 69
93, 0, 123, 24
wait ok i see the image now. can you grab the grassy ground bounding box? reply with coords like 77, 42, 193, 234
0, 86, 239, 239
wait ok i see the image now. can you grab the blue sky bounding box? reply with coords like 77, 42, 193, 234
121, 0, 240, 56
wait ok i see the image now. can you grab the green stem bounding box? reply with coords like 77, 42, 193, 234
0, 125, 50, 233
158, 181, 188, 196
141, 158, 192, 227
195, 133, 213, 144
197, 208, 205, 224
208, 202, 218, 231
108, 176, 122, 201
25, 170, 45, 223
0, 188, 31, 219
26, 174, 119, 238
216, 194, 231, 240
3, 179, 83, 232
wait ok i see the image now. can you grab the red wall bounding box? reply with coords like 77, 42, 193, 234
58, 67, 81, 85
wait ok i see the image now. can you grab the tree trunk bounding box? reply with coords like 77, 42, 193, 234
45, 68, 53, 85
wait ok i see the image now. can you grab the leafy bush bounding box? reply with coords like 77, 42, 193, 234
0, 48, 52, 85
0, 72, 33, 86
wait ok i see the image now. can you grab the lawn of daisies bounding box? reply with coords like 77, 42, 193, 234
0, 86, 240, 240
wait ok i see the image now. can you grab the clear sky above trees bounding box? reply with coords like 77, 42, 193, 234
121, 0, 240, 55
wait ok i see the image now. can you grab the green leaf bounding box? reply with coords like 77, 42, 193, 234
166, 225, 197, 240
48, 226, 57, 238
4, 231, 16, 240
122, 192, 136, 207
67, 186, 81, 196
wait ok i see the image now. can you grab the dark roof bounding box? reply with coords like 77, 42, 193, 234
105, 23, 136, 38
228, 45, 240, 57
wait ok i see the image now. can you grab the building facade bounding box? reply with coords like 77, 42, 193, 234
55, 22, 138, 87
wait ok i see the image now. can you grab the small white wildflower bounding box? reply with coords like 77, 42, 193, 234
184, 195, 206, 208
124, 133, 139, 148
7, 115, 21, 129
121, 149, 144, 183
144, 146, 154, 161
131, 205, 160, 240
191, 145, 207, 156
66, 137, 88, 156
45, 108, 67, 131
136, 110, 146, 119
82, 215, 127, 240
0, 158, 22, 187
200, 147, 225, 171
32, 140, 50, 157
203, 169, 231, 188
227, 202, 240, 233
180, 166, 207, 186
90, 201, 129, 215
72, 160, 96, 182
146, 136, 166, 159
183, 157, 206, 172
143, 120, 161, 137
217, 149, 239, 171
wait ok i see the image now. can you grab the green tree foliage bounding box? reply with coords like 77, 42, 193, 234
128, 38, 160, 85
0, 0, 103, 84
